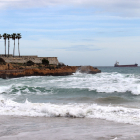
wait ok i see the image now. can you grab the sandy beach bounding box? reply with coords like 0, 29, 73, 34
0, 116, 140, 140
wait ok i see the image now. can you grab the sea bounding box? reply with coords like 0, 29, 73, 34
0, 67, 140, 140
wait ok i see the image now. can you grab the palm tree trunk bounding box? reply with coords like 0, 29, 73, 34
8, 39, 10, 57
5, 39, 6, 57
13, 39, 15, 57
18, 39, 20, 57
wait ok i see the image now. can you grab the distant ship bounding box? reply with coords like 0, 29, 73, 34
114, 61, 138, 67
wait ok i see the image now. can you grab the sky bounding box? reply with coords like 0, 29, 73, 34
0, 0, 140, 66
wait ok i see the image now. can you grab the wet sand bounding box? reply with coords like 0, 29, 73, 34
0, 116, 140, 140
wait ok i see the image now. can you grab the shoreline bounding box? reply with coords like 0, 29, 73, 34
0, 116, 139, 140
0, 65, 101, 79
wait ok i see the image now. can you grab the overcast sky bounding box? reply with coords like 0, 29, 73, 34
0, 0, 140, 66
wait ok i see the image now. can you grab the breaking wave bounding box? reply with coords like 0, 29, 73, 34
0, 96, 140, 125
1, 72, 140, 95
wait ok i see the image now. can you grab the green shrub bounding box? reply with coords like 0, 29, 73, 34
58, 62, 65, 67
0, 58, 6, 65
26, 60, 34, 66
42, 58, 49, 65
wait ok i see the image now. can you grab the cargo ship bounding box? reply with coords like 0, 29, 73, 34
114, 61, 138, 67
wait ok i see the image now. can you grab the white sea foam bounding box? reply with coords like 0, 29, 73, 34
0, 85, 12, 94
47, 72, 140, 95
1, 72, 140, 95
0, 97, 140, 125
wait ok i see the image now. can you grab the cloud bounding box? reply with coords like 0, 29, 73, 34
1, 0, 140, 17
64, 45, 102, 51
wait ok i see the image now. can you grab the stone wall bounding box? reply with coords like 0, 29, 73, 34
0, 55, 59, 65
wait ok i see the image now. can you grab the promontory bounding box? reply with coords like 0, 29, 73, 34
0, 55, 101, 79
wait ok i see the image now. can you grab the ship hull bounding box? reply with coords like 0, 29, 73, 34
114, 65, 138, 67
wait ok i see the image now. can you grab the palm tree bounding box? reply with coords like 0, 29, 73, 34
3, 33, 7, 57
0, 34, 2, 46
7, 34, 12, 57
0, 34, 2, 56
16, 33, 22, 57
11, 33, 17, 57
0, 34, 2, 39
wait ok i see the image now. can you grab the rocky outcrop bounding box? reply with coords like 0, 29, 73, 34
0, 63, 13, 70
0, 65, 101, 79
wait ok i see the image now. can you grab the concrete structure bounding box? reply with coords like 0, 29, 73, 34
0, 55, 59, 65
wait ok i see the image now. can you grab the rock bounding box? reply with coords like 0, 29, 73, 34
0, 63, 13, 70
0, 65, 101, 79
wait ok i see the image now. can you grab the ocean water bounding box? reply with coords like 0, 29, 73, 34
1, 67, 140, 139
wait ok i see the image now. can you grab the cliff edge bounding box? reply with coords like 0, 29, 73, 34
0, 64, 101, 79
